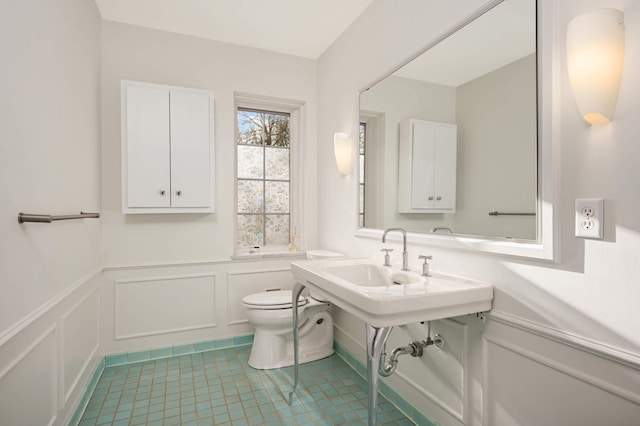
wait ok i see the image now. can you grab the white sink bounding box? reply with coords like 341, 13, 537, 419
291, 258, 493, 327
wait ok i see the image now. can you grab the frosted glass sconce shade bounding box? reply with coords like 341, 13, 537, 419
334, 132, 352, 175
567, 8, 625, 125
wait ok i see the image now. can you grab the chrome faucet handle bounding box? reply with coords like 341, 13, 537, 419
418, 255, 433, 277
381, 248, 394, 266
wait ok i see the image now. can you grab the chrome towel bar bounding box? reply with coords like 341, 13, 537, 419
18, 212, 100, 223
488, 211, 535, 216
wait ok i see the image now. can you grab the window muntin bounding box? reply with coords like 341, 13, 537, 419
236, 108, 291, 249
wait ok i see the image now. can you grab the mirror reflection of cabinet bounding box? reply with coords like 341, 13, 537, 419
398, 119, 457, 213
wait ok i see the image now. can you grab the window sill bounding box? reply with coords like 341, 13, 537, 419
231, 251, 307, 261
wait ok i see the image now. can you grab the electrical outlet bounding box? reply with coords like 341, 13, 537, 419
575, 199, 603, 239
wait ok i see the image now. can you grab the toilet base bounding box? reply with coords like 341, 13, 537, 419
248, 310, 334, 370
248, 344, 334, 370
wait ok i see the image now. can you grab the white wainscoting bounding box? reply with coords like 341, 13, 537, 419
0, 326, 57, 426
332, 307, 640, 426
481, 311, 640, 426
0, 269, 102, 426
333, 312, 469, 426
115, 274, 218, 339
103, 258, 301, 355
62, 287, 101, 405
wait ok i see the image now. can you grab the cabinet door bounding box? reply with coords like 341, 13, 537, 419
169, 91, 211, 208
410, 121, 437, 209
125, 85, 171, 208
434, 125, 457, 210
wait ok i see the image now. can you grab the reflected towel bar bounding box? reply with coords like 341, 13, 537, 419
488, 211, 535, 216
18, 212, 100, 223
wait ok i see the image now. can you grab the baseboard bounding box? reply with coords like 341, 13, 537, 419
66, 357, 105, 426
104, 334, 254, 367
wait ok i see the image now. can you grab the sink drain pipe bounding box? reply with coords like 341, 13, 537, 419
378, 322, 445, 377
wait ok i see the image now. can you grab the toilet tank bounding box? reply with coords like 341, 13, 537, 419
306, 250, 344, 260
305, 250, 343, 302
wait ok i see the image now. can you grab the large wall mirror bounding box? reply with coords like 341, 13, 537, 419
356, 0, 558, 260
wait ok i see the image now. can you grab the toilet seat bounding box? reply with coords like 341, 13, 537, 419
242, 290, 307, 310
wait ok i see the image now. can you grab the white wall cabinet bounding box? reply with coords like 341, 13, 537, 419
398, 119, 457, 213
121, 80, 214, 213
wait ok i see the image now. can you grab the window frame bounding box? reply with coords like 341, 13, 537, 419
234, 93, 306, 256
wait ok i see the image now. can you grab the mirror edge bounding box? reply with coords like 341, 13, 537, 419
355, 0, 560, 262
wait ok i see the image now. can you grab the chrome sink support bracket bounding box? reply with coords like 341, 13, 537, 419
366, 324, 394, 426
287, 281, 306, 406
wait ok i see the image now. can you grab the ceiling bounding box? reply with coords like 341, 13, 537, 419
93, 0, 374, 59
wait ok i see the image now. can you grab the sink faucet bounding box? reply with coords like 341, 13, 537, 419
382, 228, 409, 271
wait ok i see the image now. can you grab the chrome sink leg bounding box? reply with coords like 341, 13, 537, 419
365, 324, 393, 426
288, 282, 306, 406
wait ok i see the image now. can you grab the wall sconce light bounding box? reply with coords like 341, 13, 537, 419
567, 8, 625, 125
334, 132, 352, 175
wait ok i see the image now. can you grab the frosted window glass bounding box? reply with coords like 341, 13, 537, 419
237, 146, 263, 179
237, 215, 264, 246
265, 148, 289, 180
265, 182, 289, 213
237, 181, 264, 213
266, 215, 290, 245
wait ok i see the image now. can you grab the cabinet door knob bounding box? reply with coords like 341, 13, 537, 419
428, 196, 434, 201
176, 190, 182, 196
159, 190, 166, 196
436, 196, 442, 201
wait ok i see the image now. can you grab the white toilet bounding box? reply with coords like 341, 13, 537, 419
242, 250, 342, 369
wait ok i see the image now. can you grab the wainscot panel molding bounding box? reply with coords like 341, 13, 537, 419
0, 267, 102, 346
0, 269, 102, 426
489, 310, 640, 368
114, 273, 219, 340
101, 254, 307, 272
333, 313, 469, 426
483, 312, 640, 425
333, 307, 640, 426
0, 326, 57, 426
102, 258, 301, 355
387, 319, 468, 422
61, 287, 101, 405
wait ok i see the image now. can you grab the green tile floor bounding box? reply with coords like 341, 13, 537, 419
78, 345, 414, 425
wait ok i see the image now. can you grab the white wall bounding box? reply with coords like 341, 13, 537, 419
0, 0, 103, 424
99, 22, 320, 353
317, 0, 640, 424
101, 20, 318, 266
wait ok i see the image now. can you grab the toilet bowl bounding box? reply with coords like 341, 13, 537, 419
242, 249, 343, 370
242, 290, 333, 369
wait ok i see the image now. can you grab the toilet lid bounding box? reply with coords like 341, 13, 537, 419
243, 290, 307, 309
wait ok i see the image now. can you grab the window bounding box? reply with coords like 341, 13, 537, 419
236, 101, 299, 253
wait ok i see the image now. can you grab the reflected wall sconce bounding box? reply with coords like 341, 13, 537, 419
334, 132, 352, 175
567, 8, 625, 125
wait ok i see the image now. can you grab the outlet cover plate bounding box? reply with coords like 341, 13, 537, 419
575, 198, 603, 239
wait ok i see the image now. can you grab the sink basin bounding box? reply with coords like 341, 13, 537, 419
323, 264, 422, 287
291, 258, 493, 327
